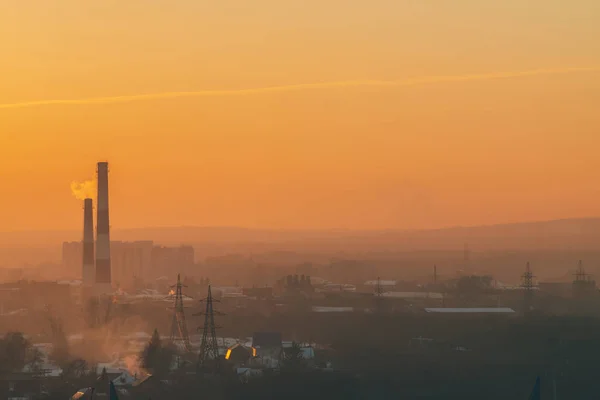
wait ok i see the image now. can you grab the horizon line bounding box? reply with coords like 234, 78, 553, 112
1, 66, 598, 110
1, 216, 600, 235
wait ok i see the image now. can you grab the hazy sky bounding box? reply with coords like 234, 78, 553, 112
1, 0, 600, 231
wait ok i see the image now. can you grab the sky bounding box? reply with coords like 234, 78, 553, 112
1, 0, 600, 231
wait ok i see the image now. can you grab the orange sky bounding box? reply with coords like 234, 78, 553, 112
1, 0, 600, 231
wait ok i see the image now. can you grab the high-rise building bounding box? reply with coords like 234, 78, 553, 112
111, 241, 154, 289
151, 245, 195, 278
62, 241, 194, 289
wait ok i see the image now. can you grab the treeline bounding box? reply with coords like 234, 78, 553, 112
9, 313, 600, 399
0, 332, 43, 373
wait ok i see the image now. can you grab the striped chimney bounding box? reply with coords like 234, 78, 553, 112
95, 162, 112, 290
82, 198, 95, 285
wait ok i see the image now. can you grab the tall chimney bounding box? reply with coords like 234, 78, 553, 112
95, 162, 112, 291
82, 198, 95, 285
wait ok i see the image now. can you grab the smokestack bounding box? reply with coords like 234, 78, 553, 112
82, 198, 95, 286
95, 162, 112, 292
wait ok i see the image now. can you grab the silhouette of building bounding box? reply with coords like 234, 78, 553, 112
111, 241, 153, 289
225, 343, 257, 366
62, 241, 194, 288
151, 245, 195, 278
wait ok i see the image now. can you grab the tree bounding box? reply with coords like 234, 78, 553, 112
61, 359, 89, 380
0, 332, 30, 372
25, 346, 45, 375
48, 319, 70, 367
282, 342, 306, 372
140, 329, 175, 378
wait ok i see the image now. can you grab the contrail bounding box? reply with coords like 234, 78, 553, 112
0, 67, 598, 110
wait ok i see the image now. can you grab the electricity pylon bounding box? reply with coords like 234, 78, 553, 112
168, 274, 192, 353
521, 262, 535, 313
194, 285, 223, 373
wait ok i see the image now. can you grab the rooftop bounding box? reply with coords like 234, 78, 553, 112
425, 308, 515, 313
312, 306, 354, 313
383, 292, 443, 299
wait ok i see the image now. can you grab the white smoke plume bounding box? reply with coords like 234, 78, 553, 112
70, 180, 96, 201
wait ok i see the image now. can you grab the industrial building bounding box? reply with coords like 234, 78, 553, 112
59, 161, 194, 293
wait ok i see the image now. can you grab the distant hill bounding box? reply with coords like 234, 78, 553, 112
2, 217, 600, 251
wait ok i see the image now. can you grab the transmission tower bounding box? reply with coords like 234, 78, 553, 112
194, 285, 222, 373
373, 277, 386, 313
374, 277, 385, 297
169, 274, 192, 353
520, 262, 535, 312
574, 260, 588, 283
573, 260, 596, 299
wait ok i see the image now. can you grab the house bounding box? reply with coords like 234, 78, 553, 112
225, 343, 257, 366
0, 372, 41, 400
71, 372, 126, 400
252, 332, 283, 368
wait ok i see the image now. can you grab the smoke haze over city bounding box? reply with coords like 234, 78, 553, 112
1, 1, 600, 399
